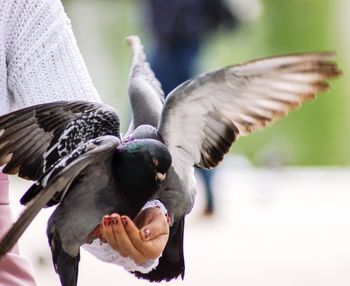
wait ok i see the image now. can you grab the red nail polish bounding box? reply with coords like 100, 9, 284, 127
112, 217, 118, 225
104, 217, 111, 226
121, 217, 128, 227
144, 228, 151, 239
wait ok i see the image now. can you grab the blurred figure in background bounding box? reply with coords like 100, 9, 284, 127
144, 0, 240, 215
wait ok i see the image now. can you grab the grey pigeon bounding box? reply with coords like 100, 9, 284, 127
0, 34, 341, 284
123, 35, 341, 281
0, 101, 172, 286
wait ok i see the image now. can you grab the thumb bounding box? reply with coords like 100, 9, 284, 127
140, 212, 169, 241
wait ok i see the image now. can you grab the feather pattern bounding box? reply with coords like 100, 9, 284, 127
0, 136, 120, 257
124, 43, 340, 282
0, 33, 342, 284
125, 35, 164, 134
158, 52, 341, 171
0, 101, 120, 180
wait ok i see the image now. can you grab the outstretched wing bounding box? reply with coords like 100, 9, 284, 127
0, 135, 120, 257
125, 35, 164, 135
158, 52, 341, 171
0, 101, 120, 180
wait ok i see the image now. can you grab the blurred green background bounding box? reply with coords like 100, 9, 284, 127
63, 0, 349, 166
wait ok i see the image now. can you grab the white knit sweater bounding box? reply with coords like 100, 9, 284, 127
0, 0, 100, 115
0, 0, 161, 274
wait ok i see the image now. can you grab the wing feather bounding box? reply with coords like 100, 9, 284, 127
0, 136, 119, 257
158, 52, 341, 170
0, 101, 120, 180
125, 36, 164, 134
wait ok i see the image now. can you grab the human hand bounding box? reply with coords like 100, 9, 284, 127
100, 207, 170, 265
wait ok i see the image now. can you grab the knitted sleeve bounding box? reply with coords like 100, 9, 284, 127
3, 0, 101, 109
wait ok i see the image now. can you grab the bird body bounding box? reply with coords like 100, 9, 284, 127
0, 35, 341, 285
125, 36, 342, 282
46, 136, 171, 286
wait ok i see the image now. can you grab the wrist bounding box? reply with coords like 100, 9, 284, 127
142, 199, 168, 216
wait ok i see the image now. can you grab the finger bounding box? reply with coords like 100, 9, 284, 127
141, 212, 170, 258
122, 216, 164, 260
101, 215, 117, 246
121, 215, 158, 259
141, 234, 169, 260
125, 213, 169, 259
140, 212, 169, 241
134, 207, 169, 241
113, 216, 146, 264
100, 215, 126, 257
137, 207, 163, 226
99, 223, 107, 243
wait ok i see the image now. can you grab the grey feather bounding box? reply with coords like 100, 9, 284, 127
0, 136, 107, 257
154, 52, 341, 223
158, 51, 341, 181
0, 35, 342, 285
125, 36, 164, 135
0, 101, 120, 180
125, 36, 341, 282
0, 88, 175, 286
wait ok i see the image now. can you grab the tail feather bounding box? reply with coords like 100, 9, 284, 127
0, 178, 64, 257
49, 233, 80, 286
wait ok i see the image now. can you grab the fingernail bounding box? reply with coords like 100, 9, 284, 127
121, 217, 128, 227
143, 228, 151, 239
104, 217, 111, 226
112, 217, 118, 225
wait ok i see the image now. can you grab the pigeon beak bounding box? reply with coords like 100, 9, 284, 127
156, 172, 166, 182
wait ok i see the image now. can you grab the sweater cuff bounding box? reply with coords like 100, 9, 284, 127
82, 240, 159, 273
141, 199, 168, 215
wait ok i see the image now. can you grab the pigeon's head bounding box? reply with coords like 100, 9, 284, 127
114, 138, 172, 199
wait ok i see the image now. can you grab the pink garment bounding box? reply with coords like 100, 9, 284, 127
0, 173, 36, 286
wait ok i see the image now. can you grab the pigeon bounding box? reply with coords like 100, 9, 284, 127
0, 101, 172, 286
0, 34, 341, 284
123, 35, 342, 281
